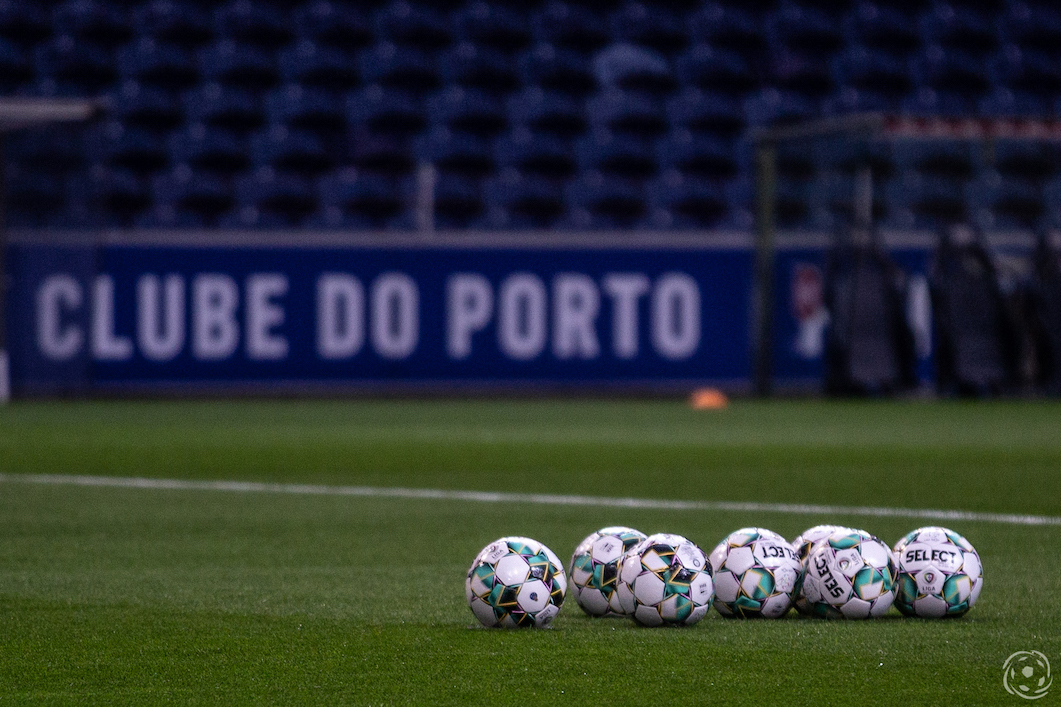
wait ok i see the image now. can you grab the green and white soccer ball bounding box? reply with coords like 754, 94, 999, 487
466, 537, 567, 628
709, 527, 801, 618
569, 526, 647, 616
616, 533, 714, 627
892, 526, 983, 618
802, 528, 897, 619
791, 524, 854, 615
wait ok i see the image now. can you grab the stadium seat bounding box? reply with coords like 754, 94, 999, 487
608, 2, 689, 57
494, 127, 577, 179
563, 171, 646, 229
883, 171, 967, 229
0, 1, 52, 45
575, 130, 657, 181
644, 171, 728, 229
97, 121, 169, 175
417, 128, 495, 179
213, 0, 292, 48
767, 47, 833, 99
133, 1, 213, 48
518, 43, 597, 97
53, 0, 131, 47
0, 38, 33, 92
674, 44, 756, 97
965, 170, 1044, 230
744, 88, 818, 126
184, 82, 265, 133
844, 2, 920, 56
427, 87, 508, 138
1003, 1, 1061, 56
768, 4, 845, 55
507, 86, 587, 139
976, 87, 1053, 118
5, 125, 86, 172
991, 46, 1061, 109
586, 89, 667, 139
346, 85, 426, 137
891, 141, 975, 180
169, 123, 249, 175
90, 167, 153, 227
4, 169, 67, 227
345, 130, 416, 176
453, 2, 533, 53
531, 3, 611, 54
374, 1, 452, 51
434, 175, 487, 229
439, 42, 521, 95
34, 35, 118, 94
109, 81, 184, 131
315, 170, 415, 229
278, 40, 360, 91
293, 1, 372, 50
265, 84, 346, 134
920, 2, 998, 56
657, 129, 739, 182
992, 139, 1058, 183
199, 39, 279, 91
229, 168, 317, 228
687, 3, 766, 57
150, 164, 234, 227
360, 42, 440, 95
117, 38, 199, 91
910, 45, 991, 102
592, 43, 676, 96
250, 125, 334, 176
482, 172, 566, 228
665, 89, 744, 137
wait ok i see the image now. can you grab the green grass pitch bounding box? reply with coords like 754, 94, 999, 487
1, 399, 1059, 705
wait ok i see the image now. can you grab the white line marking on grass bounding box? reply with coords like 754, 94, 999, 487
2, 473, 1059, 527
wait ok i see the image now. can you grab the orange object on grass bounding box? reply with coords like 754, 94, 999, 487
689, 388, 729, 410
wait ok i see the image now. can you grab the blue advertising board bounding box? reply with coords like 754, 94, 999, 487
7, 236, 757, 394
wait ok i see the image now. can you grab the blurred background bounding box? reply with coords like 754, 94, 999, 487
1, 0, 1059, 399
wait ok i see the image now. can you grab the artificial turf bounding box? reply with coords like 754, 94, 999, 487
0, 399, 1059, 705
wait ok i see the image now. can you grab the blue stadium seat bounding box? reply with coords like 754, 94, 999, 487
882, 171, 966, 229
665, 89, 744, 136
6, 125, 86, 171
768, 4, 845, 55
96, 121, 169, 175
34, 35, 117, 94
0, 37, 32, 92
687, 3, 765, 57
199, 39, 279, 91
991, 46, 1061, 108
910, 45, 991, 102
532, 3, 611, 54
117, 38, 199, 90
0, 0, 51, 45
133, 1, 213, 48
169, 123, 249, 175
507, 86, 586, 138
575, 130, 657, 180
278, 40, 360, 91
965, 169, 1044, 230
977, 87, 1053, 118
149, 164, 234, 227
844, 2, 920, 56
345, 130, 416, 176
417, 128, 494, 179
184, 82, 265, 133
674, 44, 756, 96
90, 167, 152, 227
374, 1, 452, 51
228, 168, 317, 228
586, 89, 667, 139
768, 47, 833, 99
563, 171, 646, 229
743, 88, 817, 126
993, 139, 1058, 182
346, 85, 426, 136
518, 43, 597, 97
1003, 2, 1061, 56
439, 42, 521, 95
644, 171, 728, 229
427, 87, 507, 138
314, 170, 415, 229
494, 127, 576, 179
833, 45, 913, 104
265, 84, 347, 134
53, 0, 131, 47
4, 169, 67, 227
454, 2, 533, 53
891, 141, 975, 180
293, 1, 372, 50
482, 172, 566, 228
434, 175, 486, 229
609, 2, 689, 56
213, 0, 292, 48
920, 2, 998, 56
592, 43, 676, 96
250, 125, 334, 176
109, 81, 184, 131
360, 42, 440, 95
657, 129, 739, 181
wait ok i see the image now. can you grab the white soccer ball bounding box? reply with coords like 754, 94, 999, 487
616, 533, 714, 627
708, 527, 802, 618
466, 537, 567, 628
892, 526, 983, 618
569, 526, 648, 616
791, 524, 855, 615
801, 528, 898, 619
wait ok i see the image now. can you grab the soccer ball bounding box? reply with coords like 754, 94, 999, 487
569, 526, 648, 616
616, 533, 714, 627
791, 524, 854, 615
892, 526, 983, 618
466, 537, 567, 628
708, 527, 801, 618
801, 528, 897, 619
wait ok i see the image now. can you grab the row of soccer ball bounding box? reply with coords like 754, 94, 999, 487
465, 524, 983, 628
